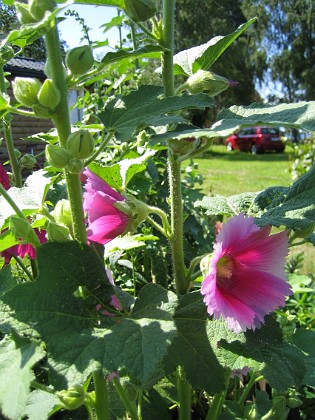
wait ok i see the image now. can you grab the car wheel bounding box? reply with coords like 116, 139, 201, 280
226, 141, 233, 151
251, 144, 259, 154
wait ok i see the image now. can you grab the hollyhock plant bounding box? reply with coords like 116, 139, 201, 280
1, 228, 47, 265
0, 163, 10, 190
83, 167, 149, 245
201, 213, 291, 333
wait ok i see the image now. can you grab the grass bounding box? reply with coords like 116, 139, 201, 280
191, 144, 293, 196
187, 144, 314, 276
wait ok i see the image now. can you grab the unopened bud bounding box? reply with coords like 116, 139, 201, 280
20, 153, 37, 169
37, 79, 60, 109
53, 199, 72, 229
66, 130, 94, 159
9, 216, 32, 240
66, 45, 94, 76
15, 2, 36, 25
124, 0, 157, 22
29, 0, 56, 21
115, 195, 150, 233
47, 222, 70, 242
57, 384, 86, 411
45, 144, 71, 168
186, 70, 237, 97
12, 77, 41, 108
168, 137, 197, 156
66, 158, 85, 174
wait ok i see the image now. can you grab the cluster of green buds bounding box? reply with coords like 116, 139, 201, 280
185, 69, 238, 97
168, 137, 200, 157
15, 0, 56, 25
12, 77, 60, 116
45, 130, 94, 173
124, 0, 158, 22
65, 45, 94, 76
46, 199, 73, 242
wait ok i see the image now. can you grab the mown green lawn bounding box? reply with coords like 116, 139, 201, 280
192, 144, 293, 197
188, 144, 314, 275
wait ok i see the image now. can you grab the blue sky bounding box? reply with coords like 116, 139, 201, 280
58, 4, 126, 55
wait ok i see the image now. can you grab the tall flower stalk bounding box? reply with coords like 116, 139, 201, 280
161, 0, 188, 295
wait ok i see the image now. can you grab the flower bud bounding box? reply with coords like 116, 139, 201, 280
66, 158, 85, 174
66, 46, 94, 76
37, 79, 60, 109
45, 144, 71, 168
66, 130, 94, 159
287, 396, 303, 409
53, 199, 72, 230
114, 195, 150, 233
186, 70, 237, 97
47, 222, 70, 242
15, 2, 36, 25
29, 0, 56, 21
57, 384, 86, 411
168, 137, 197, 156
20, 153, 37, 169
12, 77, 41, 108
124, 0, 158, 22
9, 216, 32, 241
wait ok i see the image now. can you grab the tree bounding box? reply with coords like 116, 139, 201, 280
174, 0, 261, 125
242, 0, 315, 102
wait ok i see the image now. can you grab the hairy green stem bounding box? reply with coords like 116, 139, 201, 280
93, 372, 110, 420
112, 377, 140, 420
8, 107, 35, 118
44, 21, 87, 243
85, 131, 114, 166
0, 66, 22, 187
161, 0, 187, 294
148, 205, 171, 237
206, 369, 231, 420
176, 366, 191, 420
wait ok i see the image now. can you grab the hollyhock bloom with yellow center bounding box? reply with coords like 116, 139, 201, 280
201, 213, 291, 333
83, 167, 149, 245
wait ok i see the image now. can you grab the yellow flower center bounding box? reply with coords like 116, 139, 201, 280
216, 256, 234, 287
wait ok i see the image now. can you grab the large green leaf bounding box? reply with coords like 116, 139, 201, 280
292, 328, 315, 388
0, 334, 45, 420
195, 192, 259, 217
172, 18, 256, 76
1, 243, 177, 389
89, 149, 155, 190
164, 292, 226, 394
97, 85, 214, 140
0, 170, 52, 227
207, 316, 306, 391
254, 164, 315, 231
215, 101, 315, 133
1, 241, 114, 388
151, 101, 315, 144
23, 390, 60, 420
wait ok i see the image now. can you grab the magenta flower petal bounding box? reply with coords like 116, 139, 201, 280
0, 164, 10, 190
1, 228, 47, 265
201, 213, 291, 333
83, 168, 131, 245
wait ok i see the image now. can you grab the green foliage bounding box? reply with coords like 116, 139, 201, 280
0, 333, 45, 419
291, 137, 315, 181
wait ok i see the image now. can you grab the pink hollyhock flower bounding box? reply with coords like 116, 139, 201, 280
0, 164, 10, 190
201, 213, 291, 333
83, 168, 130, 245
1, 228, 47, 265
96, 269, 122, 316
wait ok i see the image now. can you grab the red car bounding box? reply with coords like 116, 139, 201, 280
225, 126, 285, 154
